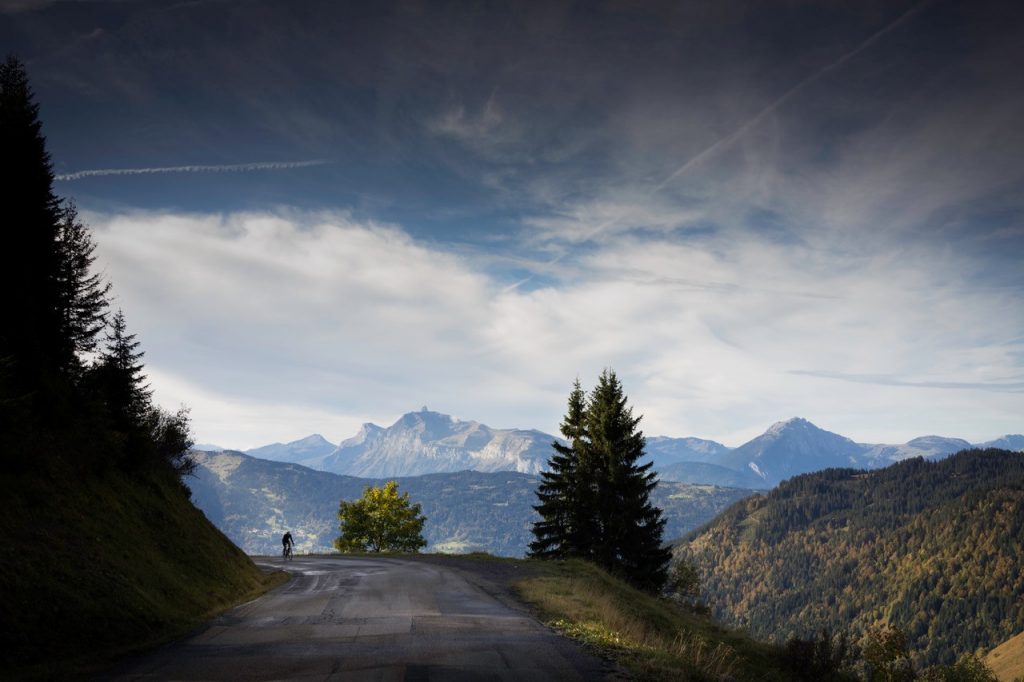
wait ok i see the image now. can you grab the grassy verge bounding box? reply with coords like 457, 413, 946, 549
514, 559, 792, 681
987, 630, 1024, 682
0, 465, 287, 680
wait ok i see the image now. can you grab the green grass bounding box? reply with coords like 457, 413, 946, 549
0, 464, 286, 680
514, 559, 794, 681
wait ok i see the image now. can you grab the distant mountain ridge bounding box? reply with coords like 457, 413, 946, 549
188, 450, 754, 556
247, 433, 336, 463
718, 417, 866, 486
234, 410, 1022, 489
302, 410, 555, 476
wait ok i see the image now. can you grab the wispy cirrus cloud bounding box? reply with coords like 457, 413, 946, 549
55, 159, 331, 182
790, 370, 1024, 393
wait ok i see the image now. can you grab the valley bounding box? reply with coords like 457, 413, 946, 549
188, 450, 754, 556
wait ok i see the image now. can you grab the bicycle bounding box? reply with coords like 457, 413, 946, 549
282, 544, 293, 560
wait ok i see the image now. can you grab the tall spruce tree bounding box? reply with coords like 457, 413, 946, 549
0, 57, 194, 480
586, 369, 670, 591
0, 56, 65, 385
530, 370, 671, 591
55, 201, 110, 374
530, 379, 593, 558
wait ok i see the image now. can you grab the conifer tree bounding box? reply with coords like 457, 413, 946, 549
96, 310, 152, 434
530, 379, 593, 558
586, 369, 670, 591
55, 201, 110, 373
0, 55, 64, 384
530, 370, 671, 591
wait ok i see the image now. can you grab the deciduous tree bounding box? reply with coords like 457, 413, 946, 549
335, 481, 427, 553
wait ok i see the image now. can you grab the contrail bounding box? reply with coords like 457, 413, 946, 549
55, 158, 331, 181
505, 0, 931, 292
653, 0, 931, 193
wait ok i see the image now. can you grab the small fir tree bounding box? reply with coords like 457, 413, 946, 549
54, 201, 110, 372
96, 310, 152, 434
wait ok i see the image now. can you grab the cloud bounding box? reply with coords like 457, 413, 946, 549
84, 208, 1023, 448
55, 159, 331, 181
144, 368, 369, 451
24, 1, 1020, 447
0, 0, 55, 13
653, 0, 933, 194
790, 370, 1024, 393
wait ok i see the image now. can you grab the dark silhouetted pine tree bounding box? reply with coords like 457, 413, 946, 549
530, 379, 595, 558
55, 201, 110, 373
0, 55, 64, 386
0, 56, 195, 481
96, 310, 152, 438
587, 369, 670, 591
531, 370, 671, 591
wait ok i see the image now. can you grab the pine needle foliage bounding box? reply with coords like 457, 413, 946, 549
531, 370, 671, 591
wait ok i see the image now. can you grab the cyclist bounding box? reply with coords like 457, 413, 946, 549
282, 531, 294, 559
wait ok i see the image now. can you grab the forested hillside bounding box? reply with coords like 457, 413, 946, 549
0, 57, 275, 676
683, 449, 1024, 666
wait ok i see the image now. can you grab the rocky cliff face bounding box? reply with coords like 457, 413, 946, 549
303, 410, 555, 477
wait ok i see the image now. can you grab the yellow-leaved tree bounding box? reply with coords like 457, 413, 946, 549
335, 480, 427, 553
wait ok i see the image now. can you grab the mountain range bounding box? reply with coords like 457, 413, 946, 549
228, 409, 1022, 488
187, 450, 753, 556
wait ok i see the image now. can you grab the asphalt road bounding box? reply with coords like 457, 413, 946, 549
104, 556, 616, 681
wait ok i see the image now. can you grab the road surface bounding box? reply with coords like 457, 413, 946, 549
105, 555, 616, 681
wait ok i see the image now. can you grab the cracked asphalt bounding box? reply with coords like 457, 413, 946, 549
102, 555, 617, 681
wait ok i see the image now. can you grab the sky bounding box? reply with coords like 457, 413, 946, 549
3, 0, 1023, 449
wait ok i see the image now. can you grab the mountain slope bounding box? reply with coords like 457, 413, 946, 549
718, 417, 867, 486
860, 435, 972, 467
304, 410, 556, 476
246, 433, 337, 463
681, 448, 1024, 666
978, 434, 1024, 451
986, 630, 1024, 682
644, 435, 732, 466
239, 411, 1021, 489
2, 464, 278, 677
657, 460, 767, 488
190, 450, 755, 556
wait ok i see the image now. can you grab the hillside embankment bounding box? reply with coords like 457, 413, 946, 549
986, 631, 1024, 682
0, 464, 286, 680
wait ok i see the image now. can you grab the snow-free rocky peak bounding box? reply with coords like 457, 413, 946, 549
245, 433, 337, 464
301, 410, 556, 477
719, 417, 867, 486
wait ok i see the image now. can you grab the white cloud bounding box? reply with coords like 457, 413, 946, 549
86, 208, 1023, 449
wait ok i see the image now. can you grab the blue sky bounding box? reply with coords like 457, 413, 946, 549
4, 0, 1023, 448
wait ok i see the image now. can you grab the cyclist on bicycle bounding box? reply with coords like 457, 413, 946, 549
282, 531, 294, 558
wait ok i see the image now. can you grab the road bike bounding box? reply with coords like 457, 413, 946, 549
282, 544, 293, 560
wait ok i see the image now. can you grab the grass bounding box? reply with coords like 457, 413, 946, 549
0, 464, 287, 680
987, 630, 1024, 682
513, 559, 793, 681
